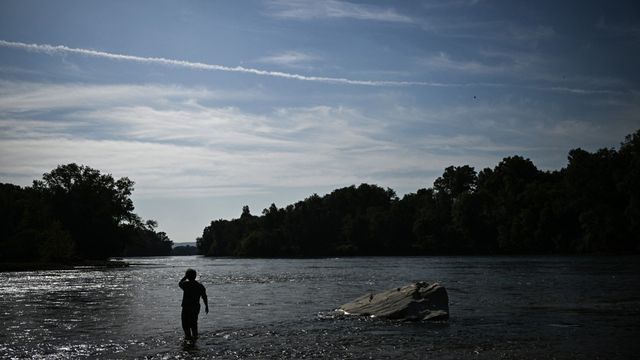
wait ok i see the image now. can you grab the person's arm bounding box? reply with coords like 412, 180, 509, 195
179, 275, 188, 289
202, 285, 209, 314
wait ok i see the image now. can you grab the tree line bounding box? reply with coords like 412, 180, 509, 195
1, 164, 173, 262
197, 129, 640, 257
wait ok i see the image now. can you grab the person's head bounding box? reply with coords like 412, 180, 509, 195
185, 268, 197, 280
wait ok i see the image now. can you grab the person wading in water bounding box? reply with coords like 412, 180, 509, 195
179, 268, 209, 340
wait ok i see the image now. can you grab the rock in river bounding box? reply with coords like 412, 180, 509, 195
339, 282, 449, 321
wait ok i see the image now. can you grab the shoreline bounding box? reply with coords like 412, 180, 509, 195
0, 259, 129, 272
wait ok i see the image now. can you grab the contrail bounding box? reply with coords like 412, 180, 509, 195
0, 40, 440, 87
0, 40, 628, 94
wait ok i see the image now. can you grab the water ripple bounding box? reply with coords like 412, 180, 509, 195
1, 256, 639, 359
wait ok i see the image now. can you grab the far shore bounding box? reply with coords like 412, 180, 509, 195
0, 259, 129, 272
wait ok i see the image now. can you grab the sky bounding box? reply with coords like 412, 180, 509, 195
1, 0, 639, 243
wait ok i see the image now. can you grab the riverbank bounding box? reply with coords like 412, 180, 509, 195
0, 259, 129, 272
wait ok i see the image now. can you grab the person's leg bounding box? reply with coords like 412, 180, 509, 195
190, 310, 199, 339
181, 308, 192, 339
192, 319, 198, 339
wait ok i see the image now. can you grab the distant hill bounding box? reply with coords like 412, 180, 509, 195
172, 242, 196, 249
171, 242, 199, 256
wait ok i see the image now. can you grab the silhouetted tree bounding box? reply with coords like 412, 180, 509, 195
197, 129, 640, 257
434, 165, 477, 199
31, 164, 137, 259
1, 163, 172, 262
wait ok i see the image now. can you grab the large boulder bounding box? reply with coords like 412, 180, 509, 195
339, 282, 449, 321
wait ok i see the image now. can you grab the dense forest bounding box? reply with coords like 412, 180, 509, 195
198, 130, 640, 257
0, 164, 172, 262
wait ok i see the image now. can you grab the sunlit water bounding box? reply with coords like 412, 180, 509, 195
1, 256, 639, 359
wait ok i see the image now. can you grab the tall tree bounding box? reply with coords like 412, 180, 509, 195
32, 164, 138, 259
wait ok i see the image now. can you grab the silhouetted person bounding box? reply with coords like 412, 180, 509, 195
179, 268, 208, 340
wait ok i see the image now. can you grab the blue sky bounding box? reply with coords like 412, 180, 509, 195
1, 0, 639, 243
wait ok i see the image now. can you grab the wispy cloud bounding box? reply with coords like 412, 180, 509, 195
416, 49, 632, 95
0, 81, 523, 197
419, 52, 505, 74
596, 18, 640, 44
0, 39, 438, 87
0, 81, 213, 113
3, 81, 636, 199
508, 24, 555, 42
257, 50, 321, 69
418, 18, 555, 44
422, 0, 482, 10
266, 0, 412, 23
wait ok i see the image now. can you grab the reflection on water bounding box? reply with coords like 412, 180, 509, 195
1, 256, 639, 359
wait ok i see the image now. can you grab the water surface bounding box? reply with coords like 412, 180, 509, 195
1, 256, 639, 359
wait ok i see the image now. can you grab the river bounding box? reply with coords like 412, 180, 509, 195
1, 256, 639, 359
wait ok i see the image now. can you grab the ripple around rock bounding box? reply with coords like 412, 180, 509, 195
339, 282, 449, 321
